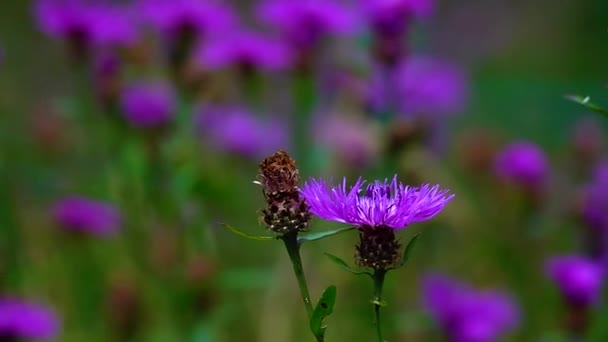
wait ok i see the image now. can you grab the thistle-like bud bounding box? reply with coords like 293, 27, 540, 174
258, 150, 312, 235
355, 225, 401, 270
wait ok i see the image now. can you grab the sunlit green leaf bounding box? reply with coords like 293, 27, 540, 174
565, 94, 608, 117
309, 285, 337, 339
220, 223, 275, 241
297, 226, 355, 244
324, 253, 371, 276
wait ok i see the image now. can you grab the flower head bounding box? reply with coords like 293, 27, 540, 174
494, 141, 548, 189
196, 30, 292, 72
256, 0, 358, 49
301, 175, 453, 229
0, 298, 60, 340
423, 274, 519, 342
120, 81, 176, 129
52, 196, 121, 237
582, 161, 608, 231
195, 105, 288, 158
363, 0, 434, 35
546, 255, 603, 307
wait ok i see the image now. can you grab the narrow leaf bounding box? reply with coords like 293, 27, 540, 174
398, 235, 420, 268
220, 223, 275, 241
565, 94, 608, 117
324, 253, 371, 276
310, 285, 337, 338
298, 226, 355, 244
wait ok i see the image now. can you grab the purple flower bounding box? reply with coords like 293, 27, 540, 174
396, 57, 468, 117
140, 0, 236, 39
195, 105, 288, 158
300, 175, 453, 229
494, 141, 548, 189
582, 161, 608, 231
546, 255, 603, 307
120, 81, 176, 128
423, 274, 519, 342
0, 298, 60, 340
196, 30, 292, 71
363, 0, 434, 35
35, 0, 139, 49
256, 0, 359, 49
52, 196, 121, 237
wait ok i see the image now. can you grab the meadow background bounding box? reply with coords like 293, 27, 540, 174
1, 0, 608, 341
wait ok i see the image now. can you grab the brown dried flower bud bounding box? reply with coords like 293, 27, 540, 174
258, 150, 312, 235
355, 226, 401, 271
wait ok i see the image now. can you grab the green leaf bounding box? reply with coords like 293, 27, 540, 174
397, 235, 420, 269
220, 223, 275, 241
565, 94, 608, 117
309, 285, 337, 339
297, 226, 355, 244
324, 253, 371, 276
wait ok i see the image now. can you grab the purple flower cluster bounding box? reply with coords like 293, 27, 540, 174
52, 196, 121, 237
363, 0, 434, 35
0, 299, 60, 340
195, 105, 288, 158
301, 175, 453, 229
196, 30, 292, 71
423, 274, 519, 342
494, 141, 548, 189
120, 81, 176, 129
546, 255, 603, 307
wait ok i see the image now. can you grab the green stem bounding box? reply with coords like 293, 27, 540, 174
281, 233, 314, 318
373, 270, 387, 342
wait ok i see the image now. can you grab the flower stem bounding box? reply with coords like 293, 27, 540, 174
373, 269, 387, 342
282, 233, 314, 318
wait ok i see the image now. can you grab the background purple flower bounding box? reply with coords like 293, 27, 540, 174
546, 255, 603, 307
423, 274, 519, 342
363, 0, 434, 35
120, 81, 176, 129
196, 30, 293, 71
582, 161, 608, 231
52, 196, 121, 237
195, 105, 288, 158
140, 0, 236, 39
301, 176, 453, 229
256, 0, 359, 49
396, 56, 469, 117
0, 298, 60, 339
494, 141, 548, 189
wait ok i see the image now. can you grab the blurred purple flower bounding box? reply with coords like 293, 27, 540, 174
0, 298, 60, 340
120, 81, 176, 128
396, 57, 468, 117
494, 141, 548, 189
571, 117, 604, 164
301, 175, 453, 229
582, 161, 608, 231
52, 196, 121, 237
546, 255, 603, 307
196, 30, 292, 71
363, 0, 434, 35
35, 0, 139, 49
195, 105, 288, 158
314, 113, 379, 167
256, 0, 359, 49
423, 274, 519, 342
140, 0, 236, 39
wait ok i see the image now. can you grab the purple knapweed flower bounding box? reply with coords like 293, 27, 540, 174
546, 255, 603, 307
363, 0, 434, 35
35, 0, 139, 50
494, 141, 548, 189
396, 57, 468, 117
301, 175, 453, 229
195, 105, 288, 158
582, 161, 608, 231
256, 0, 359, 49
140, 0, 236, 39
120, 81, 176, 128
423, 274, 519, 342
0, 298, 60, 340
196, 30, 293, 72
52, 196, 121, 237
